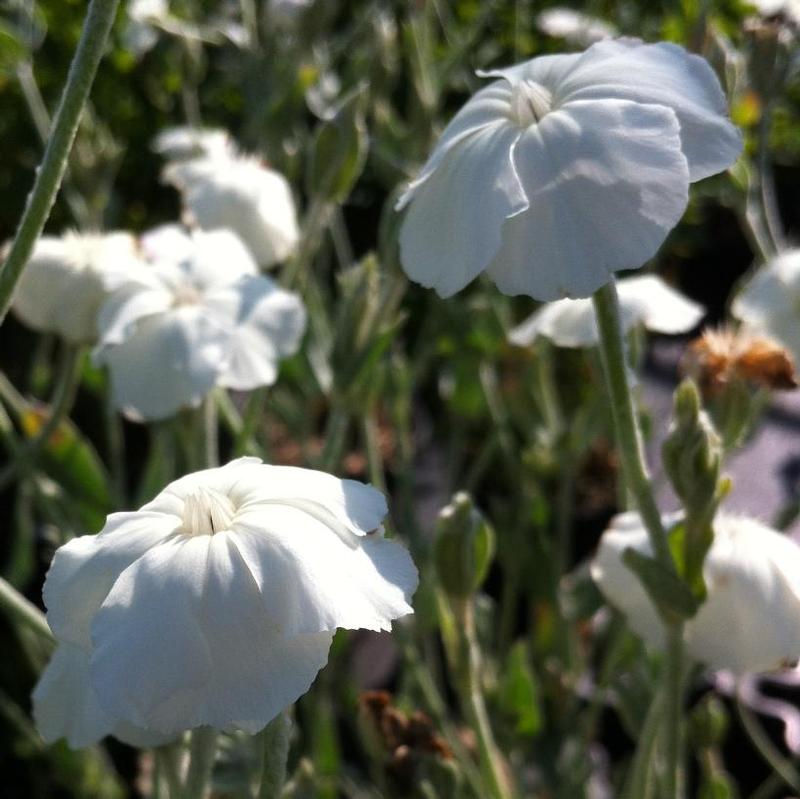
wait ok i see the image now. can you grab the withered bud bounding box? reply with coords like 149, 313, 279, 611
357, 690, 452, 760
682, 326, 798, 397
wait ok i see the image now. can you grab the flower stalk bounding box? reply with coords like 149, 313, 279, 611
451, 598, 513, 799
257, 712, 292, 799
182, 727, 218, 799
0, 0, 121, 326
592, 278, 685, 797
0, 576, 54, 644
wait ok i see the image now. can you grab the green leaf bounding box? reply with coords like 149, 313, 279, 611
497, 641, 542, 737
19, 407, 112, 530
306, 85, 368, 203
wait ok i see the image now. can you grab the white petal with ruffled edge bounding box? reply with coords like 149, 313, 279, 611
231, 503, 417, 637
90, 533, 334, 735
399, 121, 527, 297
487, 100, 689, 300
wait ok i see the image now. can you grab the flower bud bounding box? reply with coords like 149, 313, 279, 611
434, 492, 495, 599
689, 695, 729, 750
662, 379, 722, 524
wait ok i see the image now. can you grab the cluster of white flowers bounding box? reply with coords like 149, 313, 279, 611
34, 458, 418, 745
19, 30, 800, 766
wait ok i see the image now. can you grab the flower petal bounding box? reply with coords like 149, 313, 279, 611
590, 512, 667, 649
399, 120, 527, 298
206, 274, 307, 391
397, 81, 517, 208
687, 516, 800, 673
618, 275, 704, 334
508, 298, 601, 348
558, 40, 742, 181
487, 99, 689, 300
42, 512, 179, 646
90, 533, 333, 734
231, 505, 417, 636
99, 306, 229, 421
33, 642, 172, 749
90, 535, 215, 732
33, 643, 116, 748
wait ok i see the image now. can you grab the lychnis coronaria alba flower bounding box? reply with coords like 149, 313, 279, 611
731, 249, 800, 368
9, 231, 143, 343
509, 274, 704, 348
591, 512, 800, 673
94, 226, 305, 421
397, 40, 742, 301
32, 458, 417, 742
162, 142, 300, 267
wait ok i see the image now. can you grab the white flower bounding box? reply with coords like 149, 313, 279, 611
536, 8, 617, 47
751, 0, 800, 22
152, 126, 234, 162
591, 511, 800, 673
123, 0, 169, 55
397, 40, 742, 301
94, 227, 306, 421
509, 274, 704, 348
10, 231, 143, 343
163, 148, 300, 267
731, 249, 800, 367
33, 457, 417, 741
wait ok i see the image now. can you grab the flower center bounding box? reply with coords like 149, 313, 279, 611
172, 281, 203, 307
510, 79, 553, 126
181, 488, 236, 535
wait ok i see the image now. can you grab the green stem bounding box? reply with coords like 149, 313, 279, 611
452, 599, 512, 799
0, 576, 54, 644
623, 689, 664, 799
203, 394, 219, 468
154, 744, 183, 799
182, 727, 218, 799
591, 281, 673, 569
592, 279, 685, 796
257, 712, 292, 799
663, 624, 686, 799
0, 0, 121, 325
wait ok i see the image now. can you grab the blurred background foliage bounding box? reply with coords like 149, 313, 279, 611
0, 0, 798, 797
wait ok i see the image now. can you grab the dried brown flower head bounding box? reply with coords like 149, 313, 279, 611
682, 326, 798, 396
